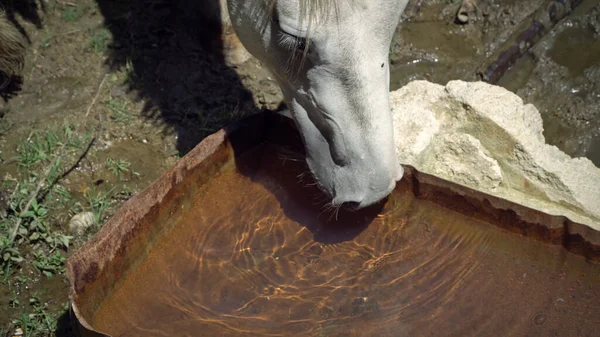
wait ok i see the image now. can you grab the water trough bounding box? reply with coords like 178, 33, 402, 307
66, 111, 600, 337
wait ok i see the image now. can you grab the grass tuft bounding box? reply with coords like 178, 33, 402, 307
90, 29, 110, 55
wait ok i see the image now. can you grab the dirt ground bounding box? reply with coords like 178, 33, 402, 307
0, 0, 598, 336
393, 0, 600, 163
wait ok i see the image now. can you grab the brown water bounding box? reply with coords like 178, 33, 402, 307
92, 145, 600, 337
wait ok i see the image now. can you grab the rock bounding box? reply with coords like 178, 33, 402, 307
456, 0, 477, 24
425, 133, 503, 190
391, 80, 600, 230
68, 212, 95, 235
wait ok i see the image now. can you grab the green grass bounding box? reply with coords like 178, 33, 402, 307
15, 122, 92, 170
32, 251, 67, 278
90, 29, 110, 55
62, 7, 80, 22
105, 157, 139, 181
62, 6, 86, 22
0, 118, 12, 135
105, 98, 133, 123
41, 35, 52, 50
0, 2, 152, 334
10, 293, 65, 337
0, 122, 132, 335
84, 186, 117, 230
62, 3, 92, 23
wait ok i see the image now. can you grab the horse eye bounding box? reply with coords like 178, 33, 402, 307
272, 14, 308, 53
296, 37, 307, 51
278, 31, 309, 52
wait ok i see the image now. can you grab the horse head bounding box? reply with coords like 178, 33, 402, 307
227, 0, 408, 210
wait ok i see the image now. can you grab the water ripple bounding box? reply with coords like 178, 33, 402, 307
92, 147, 600, 337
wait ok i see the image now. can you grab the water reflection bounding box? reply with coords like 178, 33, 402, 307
92, 145, 600, 337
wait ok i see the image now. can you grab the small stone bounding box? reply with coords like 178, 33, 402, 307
456, 0, 476, 24
68, 212, 95, 235
457, 11, 469, 23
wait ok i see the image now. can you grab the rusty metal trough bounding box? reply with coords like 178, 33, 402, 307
66, 111, 600, 337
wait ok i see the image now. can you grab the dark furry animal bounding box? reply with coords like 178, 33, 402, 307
0, 9, 26, 89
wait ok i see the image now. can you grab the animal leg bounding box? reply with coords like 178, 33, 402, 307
220, 0, 252, 66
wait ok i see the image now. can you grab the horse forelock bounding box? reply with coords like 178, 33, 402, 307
266, 0, 340, 27
264, 0, 348, 69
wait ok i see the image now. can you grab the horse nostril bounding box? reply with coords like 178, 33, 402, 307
342, 201, 361, 211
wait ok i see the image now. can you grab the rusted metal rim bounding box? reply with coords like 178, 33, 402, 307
66, 110, 600, 337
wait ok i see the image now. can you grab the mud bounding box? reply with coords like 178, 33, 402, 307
502, 0, 600, 164
393, 0, 600, 165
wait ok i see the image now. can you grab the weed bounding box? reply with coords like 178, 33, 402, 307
0, 3, 151, 333
17, 199, 49, 244
20, 198, 49, 223
105, 157, 139, 181
0, 118, 12, 135
46, 184, 73, 210
14, 122, 91, 171
0, 234, 24, 277
62, 6, 83, 22
13, 313, 38, 337
85, 186, 117, 229
32, 251, 66, 278
90, 29, 110, 55
16, 132, 59, 169
41, 35, 52, 49
10, 295, 20, 308
11, 293, 58, 337
106, 98, 132, 123
1, 123, 92, 281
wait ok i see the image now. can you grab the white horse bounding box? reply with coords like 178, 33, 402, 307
224, 0, 409, 210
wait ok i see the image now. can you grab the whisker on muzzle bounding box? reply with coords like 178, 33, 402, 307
325, 203, 342, 223
273, 145, 339, 219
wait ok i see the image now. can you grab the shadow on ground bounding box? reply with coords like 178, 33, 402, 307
94, 0, 262, 155
55, 310, 75, 337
